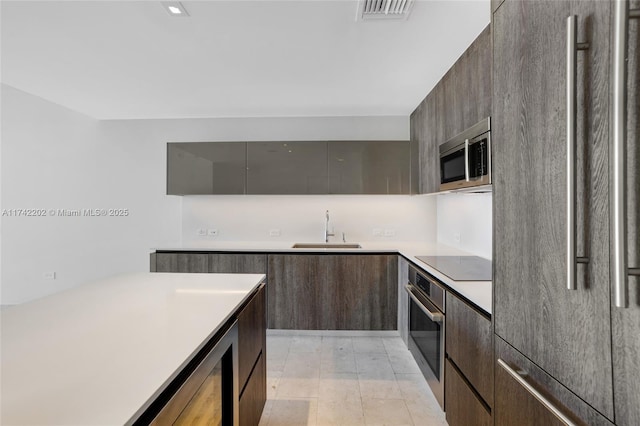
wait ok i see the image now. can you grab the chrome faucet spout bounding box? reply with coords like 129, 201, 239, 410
325, 210, 335, 243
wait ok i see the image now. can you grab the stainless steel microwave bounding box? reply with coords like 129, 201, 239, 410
439, 118, 491, 191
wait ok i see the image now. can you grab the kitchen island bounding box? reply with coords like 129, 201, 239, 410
0, 272, 266, 425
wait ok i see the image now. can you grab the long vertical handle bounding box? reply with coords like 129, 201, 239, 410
612, 0, 629, 308
566, 16, 590, 291
464, 139, 470, 181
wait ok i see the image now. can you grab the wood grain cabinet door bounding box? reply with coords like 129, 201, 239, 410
154, 253, 208, 272
493, 0, 614, 419
495, 337, 614, 426
208, 254, 267, 274
445, 292, 493, 408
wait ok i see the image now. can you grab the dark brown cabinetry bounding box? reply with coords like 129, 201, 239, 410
267, 254, 397, 330
445, 359, 492, 426
153, 252, 208, 272
152, 252, 267, 275
238, 284, 267, 426
208, 254, 267, 274
445, 292, 493, 413
411, 25, 491, 194
495, 337, 613, 426
493, 0, 640, 424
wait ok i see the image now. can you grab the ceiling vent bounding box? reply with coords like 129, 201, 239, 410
357, 0, 415, 21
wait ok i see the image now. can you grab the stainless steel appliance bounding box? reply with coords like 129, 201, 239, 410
439, 117, 491, 191
406, 265, 446, 409
416, 255, 492, 281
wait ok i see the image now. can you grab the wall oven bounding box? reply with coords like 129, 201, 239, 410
439, 117, 491, 191
405, 265, 446, 410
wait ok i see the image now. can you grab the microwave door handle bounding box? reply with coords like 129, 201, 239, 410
464, 139, 470, 181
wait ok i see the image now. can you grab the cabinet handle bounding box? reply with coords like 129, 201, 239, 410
497, 359, 577, 426
464, 139, 470, 181
566, 15, 590, 291
404, 284, 443, 322
612, 0, 640, 308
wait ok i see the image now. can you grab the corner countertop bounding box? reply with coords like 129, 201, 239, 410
153, 241, 492, 315
0, 272, 265, 426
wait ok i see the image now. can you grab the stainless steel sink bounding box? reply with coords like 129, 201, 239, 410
291, 243, 362, 249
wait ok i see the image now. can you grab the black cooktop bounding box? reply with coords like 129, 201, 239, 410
416, 255, 492, 281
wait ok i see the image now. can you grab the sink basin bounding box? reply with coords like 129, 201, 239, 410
292, 243, 362, 249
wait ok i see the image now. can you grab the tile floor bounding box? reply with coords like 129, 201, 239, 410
260, 333, 448, 426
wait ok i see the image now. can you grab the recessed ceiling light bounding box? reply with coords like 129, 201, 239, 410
162, 2, 189, 17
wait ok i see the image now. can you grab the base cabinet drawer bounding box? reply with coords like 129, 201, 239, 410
495, 337, 613, 426
445, 292, 493, 407
239, 352, 266, 426
445, 359, 492, 426
238, 284, 266, 392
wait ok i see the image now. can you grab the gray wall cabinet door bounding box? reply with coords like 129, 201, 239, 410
246, 141, 328, 194
493, 0, 613, 419
328, 141, 410, 194
612, 0, 640, 423
167, 142, 246, 195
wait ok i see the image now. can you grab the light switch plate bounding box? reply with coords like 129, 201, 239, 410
384, 229, 396, 237
43, 272, 56, 280
372, 228, 383, 236
197, 228, 207, 236
208, 229, 219, 236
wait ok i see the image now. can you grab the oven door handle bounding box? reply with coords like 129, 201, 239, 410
405, 284, 443, 322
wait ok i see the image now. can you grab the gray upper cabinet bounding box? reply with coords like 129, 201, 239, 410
168, 140, 413, 195
246, 141, 328, 194
328, 141, 410, 194
493, 0, 613, 421
167, 142, 246, 195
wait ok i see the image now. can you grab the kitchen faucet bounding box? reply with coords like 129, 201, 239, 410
325, 210, 335, 243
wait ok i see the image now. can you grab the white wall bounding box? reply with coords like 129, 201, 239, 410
436, 192, 492, 259
182, 195, 436, 244
1, 84, 419, 304
1, 85, 182, 304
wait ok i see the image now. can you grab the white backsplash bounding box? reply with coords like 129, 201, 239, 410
436, 192, 492, 259
181, 195, 437, 245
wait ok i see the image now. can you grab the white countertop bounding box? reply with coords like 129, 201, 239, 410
154, 241, 492, 315
0, 272, 265, 425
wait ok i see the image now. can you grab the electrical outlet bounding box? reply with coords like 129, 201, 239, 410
372, 228, 383, 237
43, 272, 56, 280
197, 228, 207, 236
269, 229, 281, 237
454, 232, 461, 243
208, 229, 219, 236
384, 229, 396, 237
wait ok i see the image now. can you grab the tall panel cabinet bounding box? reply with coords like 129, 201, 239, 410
493, 0, 639, 424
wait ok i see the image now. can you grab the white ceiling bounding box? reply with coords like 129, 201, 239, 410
1, 1, 490, 120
